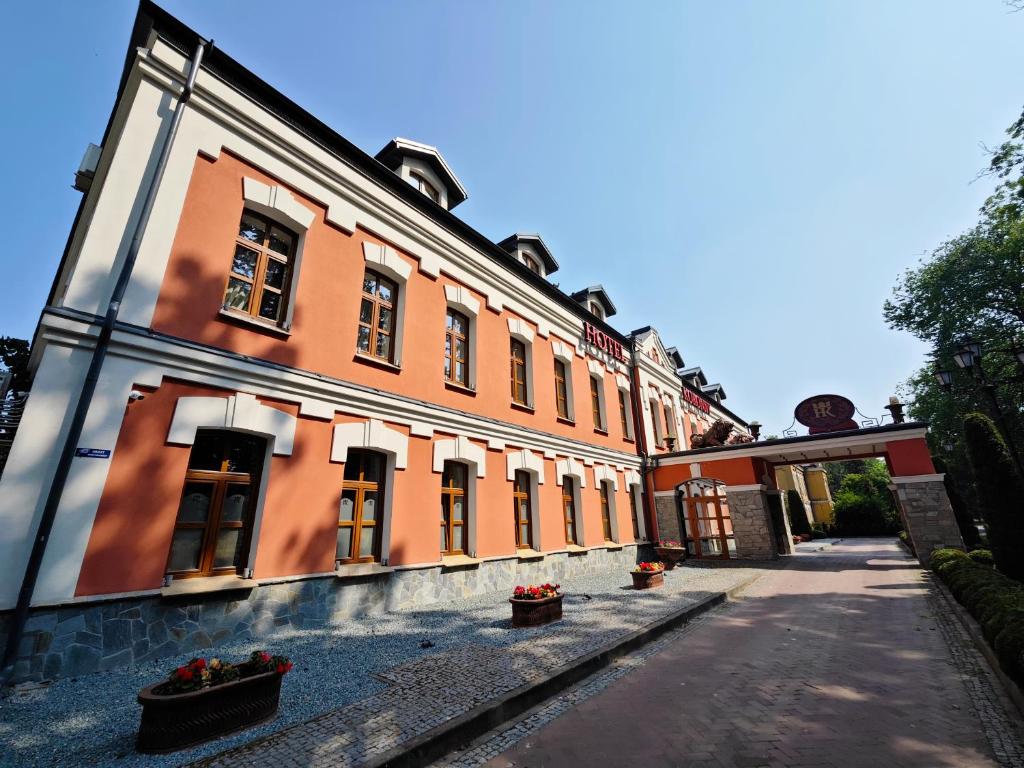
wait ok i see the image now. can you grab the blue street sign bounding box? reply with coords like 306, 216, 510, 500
75, 448, 111, 459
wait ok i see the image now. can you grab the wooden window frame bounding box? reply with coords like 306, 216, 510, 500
617, 388, 630, 437
410, 170, 441, 204
338, 451, 385, 565
440, 460, 468, 555
629, 485, 642, 539
562, 476, 579, 545
357, 269, 398, 363
650, 398, 663, 446
682, 482, 733, 560
513, 470, 534, 550
524, 255, 541, 274
510, 338, 528, 405
223, 209, 296, 326
445, 308, 470, 386
167, 432, 263, 579
554, 359, 570, 420
591, 376, 605, 431
599, 481, 614, 542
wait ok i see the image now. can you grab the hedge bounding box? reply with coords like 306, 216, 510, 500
930, 548, 1024, 686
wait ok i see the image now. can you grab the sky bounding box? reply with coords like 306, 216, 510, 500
1, 0, 1022, 434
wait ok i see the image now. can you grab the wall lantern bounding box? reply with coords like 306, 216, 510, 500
953, 337, 982, 370
748, 421, 762, 441
933, 368, 954, 390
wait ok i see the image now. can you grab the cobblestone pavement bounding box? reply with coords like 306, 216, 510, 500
187, 561, 762, 768
469, 540, 1024, 768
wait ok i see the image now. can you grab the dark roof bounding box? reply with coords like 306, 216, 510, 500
678, 366, 708, 386
374, 137, 468, 208
496, 233, 559, 274
570, 285, 617, 317
701, 383, 726, 401
665, 346, 685, 368
109, 1, 631, 347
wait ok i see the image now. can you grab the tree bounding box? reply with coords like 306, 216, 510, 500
932, 456, 982, 550
0, 337, 30, 395
832, 471, 900, 537
963, 413, 1024, 581
785, 489, 811, 536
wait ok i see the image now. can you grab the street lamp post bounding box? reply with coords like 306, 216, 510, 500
934, 337, 1024, 476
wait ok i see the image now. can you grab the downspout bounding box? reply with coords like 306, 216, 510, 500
1, 39, 210, 682
629, 359, 660, 543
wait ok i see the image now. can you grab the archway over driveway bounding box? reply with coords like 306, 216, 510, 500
649, 422, 963, 565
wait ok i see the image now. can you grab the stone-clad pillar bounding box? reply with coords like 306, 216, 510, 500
890, 474, 964, 564
724, 484, 779, 560
654, 492, 681, 542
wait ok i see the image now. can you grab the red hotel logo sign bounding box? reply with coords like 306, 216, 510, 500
794, 394, 858, 434
583, 322, 629, 363
683, 388, 711, 413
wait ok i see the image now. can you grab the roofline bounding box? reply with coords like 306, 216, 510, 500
375, 137, 469, 205
118, 1, 630, 346
496, 233, 560, 274
680, 378, 746, 427
656, 421, 928, 463
570, 285, 618, 316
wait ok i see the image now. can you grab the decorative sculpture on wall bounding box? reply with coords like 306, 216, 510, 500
690, 419, 734, 448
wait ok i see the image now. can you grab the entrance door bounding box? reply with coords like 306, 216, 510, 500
681, 480, 734, 559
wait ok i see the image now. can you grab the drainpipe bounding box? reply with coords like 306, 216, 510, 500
1, 40, 210, 683
628, 361, 660, 543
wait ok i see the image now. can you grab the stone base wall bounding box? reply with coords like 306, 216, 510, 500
654, 494, 681, 542
1, 545, 642, 684
893, 480, 964, 564
724, 489, 779, 560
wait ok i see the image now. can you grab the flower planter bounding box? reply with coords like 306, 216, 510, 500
653, 546, 686, 570
509, 593, 564, 627
136, 663, 282, 753
631, 569, 665, 589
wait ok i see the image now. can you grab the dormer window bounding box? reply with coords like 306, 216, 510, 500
524, 255, 541, 274
409, 171, 440, 204
589, 301, 605, 320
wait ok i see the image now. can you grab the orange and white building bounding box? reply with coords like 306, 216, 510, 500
0, 2, 752, 681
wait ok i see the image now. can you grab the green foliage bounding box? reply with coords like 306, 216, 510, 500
831, 465, 899, 537
0, 337, 30, 395
824, 459, 868, 495
932, 456, 983, 549
969, 549, 995, 566
785, 489, 811, 536
964, 413, 1024, 582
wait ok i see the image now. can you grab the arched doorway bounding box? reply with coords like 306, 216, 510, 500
679, 478, 734, 559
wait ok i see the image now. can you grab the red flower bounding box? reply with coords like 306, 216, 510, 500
260, 652, 271, 664
176, 666, 193, 681
192, 658, 206, 670
276, 663, 286, 675
286, 662, 293, 672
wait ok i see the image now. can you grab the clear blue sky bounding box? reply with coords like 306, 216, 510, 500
2, 1, 1022, 433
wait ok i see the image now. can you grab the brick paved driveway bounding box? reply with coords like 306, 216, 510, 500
482, 540, 1023, 768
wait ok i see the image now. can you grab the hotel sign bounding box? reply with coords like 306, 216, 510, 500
583, 322, 629, 363
683, 388, 711, 414
794, 394, 858, 434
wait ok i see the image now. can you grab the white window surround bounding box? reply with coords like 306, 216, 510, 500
590, 373, 608, 432
330, 419, 409, 468
561, 473, 586, 546
398, 157, 451, 210
628, 481, 647, 541
508, 318, 535, 408
507, 450, 544, 551
587, 359, 605, 377
444, 284, 480, 390
551, 340, 577, 421
614, 375, 633, 440
599, 478, 620, 543
362, 241, 412, 367
432, 436, 486, 478
556, 457, 587, 488
168, 393, 297, 455
593, 463, 620, 491
241, 177, 316, 332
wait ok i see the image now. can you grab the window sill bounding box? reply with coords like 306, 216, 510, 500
510, 401, 535, 414
353, 353, 402, 373
603, 542, 623, 551
516, 548, 545, 562
565, 544, 588, 556
445, 381, 476, 396
622, 437, 635, 444
556, 416, 576, 427
594, 428, 609, 436
218, 309, 292, 337
335, 563, 394, 579
161, 575, 258, 599
441, 554, 481, 570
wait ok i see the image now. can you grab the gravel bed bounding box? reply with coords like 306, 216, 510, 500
0, 562, 760, 768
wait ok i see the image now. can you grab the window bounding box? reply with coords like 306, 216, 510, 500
224, 210, 296, 324
338, 450, 385, 564
445, 308, 470, 386
167, 430, 265, 578
554, 359, 570, 420
358, 269, 398, 362
510, 338, 528, 405
410, 170, 440, 204
562, 476, 579, 545
650, 398, 663, 446
599, 481, 614, 542
663, 402, 677, 442
591, 376, 605, 431
440, 461, 468, 555
629, 485, 642, 539
618, 389, 630, 437
513, 470, 534, 549
589, 301, 604, 320
524, 255, 541, 274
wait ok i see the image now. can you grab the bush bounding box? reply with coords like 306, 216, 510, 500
786, 490, 811, 536
963, 413, 1024, 582
931, 549, 1024, 688
969, 549, 994, 566
832, 473, 900, 536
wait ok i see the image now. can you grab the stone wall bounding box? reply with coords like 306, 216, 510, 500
724, 488, 779, 560
1, 545, 642, 684
893, 479, 964, 564
654, 494, 682, 542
